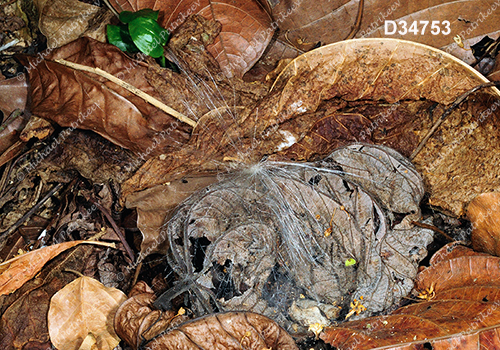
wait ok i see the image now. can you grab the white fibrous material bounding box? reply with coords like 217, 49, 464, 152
159, 144, 434, 332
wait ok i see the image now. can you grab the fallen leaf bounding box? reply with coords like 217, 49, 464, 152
0, 245, 93, 350
114, 281, 298, 350
0, 240, 114, 296
125, 175, 218, 256
321, 244, 500, 349
48, 276, 126, 350
467, 192, 500, 256
33, 0, 103, 48
258, 0, 500, 79
16, 36, 192, 156
107, 0, 273, 78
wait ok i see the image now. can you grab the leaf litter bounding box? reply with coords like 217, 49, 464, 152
3, 3, 500, 350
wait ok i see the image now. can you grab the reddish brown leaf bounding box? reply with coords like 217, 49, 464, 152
0, 245, 93, 350
122, 39, 500, 218
115, 282, 298, 350
0, 240, 114, 296
258, 0, 500, 79
467, 192, 500, 256
17, 37, 192, 156
108, 0, 273, 78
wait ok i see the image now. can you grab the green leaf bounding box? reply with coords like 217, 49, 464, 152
107, 24, 139, 53
119, 9, 158, 24
128, 17, 169, 58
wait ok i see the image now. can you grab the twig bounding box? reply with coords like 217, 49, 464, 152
88, 198, 135, 262
410, 81, 500, 160
54, 59, 197, 128
411, 221, 455, 242
0, 182, 64, 251
345, 0, 364, 40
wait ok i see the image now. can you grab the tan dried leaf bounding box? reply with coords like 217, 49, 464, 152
48, 276, 127, 350
33, 0, 102, 48
0, 240, 114, 296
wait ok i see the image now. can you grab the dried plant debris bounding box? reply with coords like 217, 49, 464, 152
114, 281, 298, 350
155, 144, 434, 333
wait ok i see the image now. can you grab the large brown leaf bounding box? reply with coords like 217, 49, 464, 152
17, 37, 192, 156
321, 244, 500, 349
107, 0, 273, 78
33, 0, 103, 48
122, 38, 500, 217
114, 281, 298, 350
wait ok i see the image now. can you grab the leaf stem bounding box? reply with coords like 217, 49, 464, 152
54, 59, 197, 128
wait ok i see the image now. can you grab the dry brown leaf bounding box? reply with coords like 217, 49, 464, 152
114, 281, 298, 350
17, 37, 192, 156
48, 276, 126, 350
0, 240, 114, 296
258, 0, 500, 78
107, 0, 273, 78
33, 0, 103, 48
321, 245, 500, 349
122, 38, 500, 217
0, 245, 93, 350
467, 192, 500, 256
125, 175, 218, 256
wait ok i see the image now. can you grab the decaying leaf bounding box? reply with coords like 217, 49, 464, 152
114, 281, 298, 350
0, 240, 114, 296
48, 276, 126, 350
125, 175, 218, 256
321, 244, 500, 349
107, 0, 273, 78
467, 192, 500, 256
33, 0, 103, 48
156, 144, 433, 332
257, 0, 500, 78
17, 36, 192, 156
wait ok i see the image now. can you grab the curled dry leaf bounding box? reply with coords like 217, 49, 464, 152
114, 281, 298, 350
16, 37, 192, 156
107, 0, 273, 78
33, 0, 103, 48
467, 192, 500, 256
48, 276, 126, 350
0, 240, 114, 296
321, 244, 500, 349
